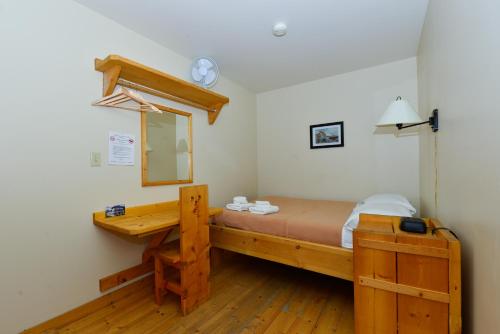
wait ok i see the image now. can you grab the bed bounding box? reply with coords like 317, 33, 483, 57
210, 196, 358, 281
210, 194, 417, 281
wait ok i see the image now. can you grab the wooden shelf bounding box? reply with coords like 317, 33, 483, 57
95, 55, 229, 124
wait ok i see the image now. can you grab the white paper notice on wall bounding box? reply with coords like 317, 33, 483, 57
108, 131, 135, 166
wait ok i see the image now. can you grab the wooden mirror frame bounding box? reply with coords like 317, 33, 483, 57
141, 104, 193, 186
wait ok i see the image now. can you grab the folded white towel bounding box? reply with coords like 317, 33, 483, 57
249, 205, 279, 215
233, 196, 248, 204
226, 203, 254, 211
255, 200, 271, 207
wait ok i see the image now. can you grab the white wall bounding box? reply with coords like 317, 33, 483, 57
418, 0, 500, 332
257, 58, 420, 207
0, 0, 257, 332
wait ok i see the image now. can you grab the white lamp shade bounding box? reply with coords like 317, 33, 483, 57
377, 97, 423, 126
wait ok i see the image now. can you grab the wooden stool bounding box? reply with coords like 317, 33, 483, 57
154, 185, 211, 315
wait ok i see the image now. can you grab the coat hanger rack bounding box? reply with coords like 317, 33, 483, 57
94, 55, 230, 124
92, 87, 161, 113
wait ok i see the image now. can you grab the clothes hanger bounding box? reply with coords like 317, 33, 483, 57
92, 87, 162, 113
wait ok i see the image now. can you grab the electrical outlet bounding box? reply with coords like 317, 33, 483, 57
90, 152, 101, 167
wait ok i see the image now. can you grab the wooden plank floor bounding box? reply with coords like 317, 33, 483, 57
44, 255, 353, 334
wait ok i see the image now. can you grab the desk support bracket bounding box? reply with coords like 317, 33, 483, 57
142, 228, 173, 263
99, 228, 173, 293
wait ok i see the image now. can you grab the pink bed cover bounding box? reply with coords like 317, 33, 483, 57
214, 196, 356, 247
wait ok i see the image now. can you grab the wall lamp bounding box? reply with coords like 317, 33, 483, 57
376, 96, 439, 132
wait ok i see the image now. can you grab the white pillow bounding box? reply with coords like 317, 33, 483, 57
345, 202, 414, 231
342, 203, 414, 248
359, 193, 416, 214
341, 202, 414, 249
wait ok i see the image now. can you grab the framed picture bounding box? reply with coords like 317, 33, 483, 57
310, 121, 344, 149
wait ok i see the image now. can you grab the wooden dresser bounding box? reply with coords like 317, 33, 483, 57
353, 214, 461, 334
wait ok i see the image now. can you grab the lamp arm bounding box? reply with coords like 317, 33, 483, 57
396, 120, 430, 130
396, 109, 439, 132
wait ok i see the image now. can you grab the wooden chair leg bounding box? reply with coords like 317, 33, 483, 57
181, 296, 194, 316
154, 256, 165, 305
181, 298, 187, 316
210, 247, 224, 272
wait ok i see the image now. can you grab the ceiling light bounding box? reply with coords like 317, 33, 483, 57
272, 22, 287, 37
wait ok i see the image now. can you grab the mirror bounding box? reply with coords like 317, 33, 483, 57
141, 105, 192, 186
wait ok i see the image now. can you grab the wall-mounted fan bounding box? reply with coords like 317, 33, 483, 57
191, 57, 219, 88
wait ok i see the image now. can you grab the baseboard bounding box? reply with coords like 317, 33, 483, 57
22, 274, 153, 334
99, 262, 154, 292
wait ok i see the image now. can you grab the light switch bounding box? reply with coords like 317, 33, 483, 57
90, 152, 101, 167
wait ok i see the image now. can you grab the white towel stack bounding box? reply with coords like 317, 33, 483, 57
249, 200, 279, 215
226, 196, 254, 211
226, 197, 280, 215
234, 196, 248, 204
226, 196, 280, 215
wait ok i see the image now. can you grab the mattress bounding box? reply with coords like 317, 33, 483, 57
214, 196, 356, 248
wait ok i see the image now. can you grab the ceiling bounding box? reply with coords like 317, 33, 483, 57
75, 0, 429, 93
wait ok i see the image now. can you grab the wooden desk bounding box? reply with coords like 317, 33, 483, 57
93, 200, 222, 292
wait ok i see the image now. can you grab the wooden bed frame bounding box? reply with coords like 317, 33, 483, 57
210, 214, 461, 285
209, 224, 354, 281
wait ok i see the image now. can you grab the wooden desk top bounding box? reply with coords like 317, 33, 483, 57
93, 200, 223, 237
